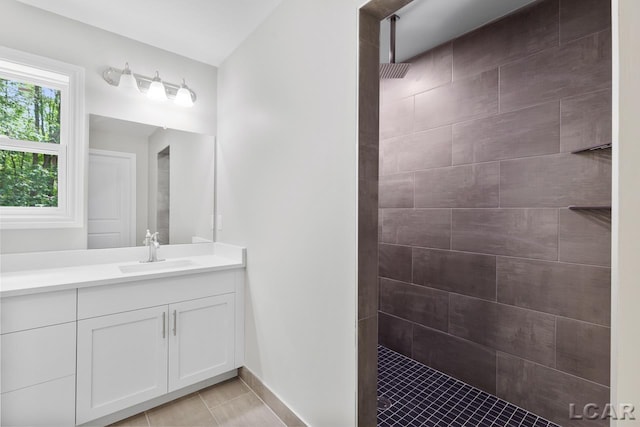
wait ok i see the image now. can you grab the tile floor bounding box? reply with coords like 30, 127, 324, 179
111, 377, 286, 427
377, 345, 562, 427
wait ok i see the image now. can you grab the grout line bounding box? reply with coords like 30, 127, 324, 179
238, 377, 288, 427
197, 392, 222, 425
144, 412, 151, 427
380, 242, 611, 269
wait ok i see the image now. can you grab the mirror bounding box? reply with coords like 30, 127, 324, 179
88, 115, 214, 249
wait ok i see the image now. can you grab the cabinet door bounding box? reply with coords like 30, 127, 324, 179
77, 306, 168, 424
168, 294, 235, 392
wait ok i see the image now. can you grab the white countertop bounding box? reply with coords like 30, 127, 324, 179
0, 243, 246, 297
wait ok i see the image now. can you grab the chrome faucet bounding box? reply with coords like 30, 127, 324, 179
142, 229, 164, 263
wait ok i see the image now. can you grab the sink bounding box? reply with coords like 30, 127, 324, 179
119, 259, 197, 274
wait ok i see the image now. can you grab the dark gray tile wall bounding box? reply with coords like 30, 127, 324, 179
452, 101, 560, 164
413, 248, 496, 300
358, 10, 381, 426
413, 324, 497, 395
497, 353, 610, 427
560, 90, 611, 153
378, 0, 611, 425
380, 208, 450, 248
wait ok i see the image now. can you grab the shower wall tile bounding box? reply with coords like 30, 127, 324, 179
381, 43, 452, 103
451, 209, 558, 260
377, 0, 612, 421
560, 0, 612, 44
559, 209, 611, 267
380, 126, 452, 175
358, 10, 380, 46
358, 315, 377, 427
452, 102, 560, 165
414, 163, 499, 208
452, 0, 559, 80
412, 248, 496, 301
556, 318, 611, 386
381, 209, 451, 249
361, 0, 412, 21
449, 295, 556, 366
500, 30, 611, 112
497, 258, 611, 326
414, 69, 498, 131
379, 278, 449, 331
497, 353, 610, 427
379, 243, 412, 282
413, 324, 497, 394
359, 43, 380, 141
379, 172, 414, 208
378, 312, 413, 357
358, 181, 379, 320
499, 153, 612, 207
380, 96, 413, 140
560, 90, 612, 153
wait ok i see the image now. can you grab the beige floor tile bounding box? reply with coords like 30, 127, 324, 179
110, 412, 149, 427
200, 378, 251, 408
209, 393, 284, 427
147, 394, 219, 427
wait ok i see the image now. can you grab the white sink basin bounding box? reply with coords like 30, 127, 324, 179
119, 259, 197, 274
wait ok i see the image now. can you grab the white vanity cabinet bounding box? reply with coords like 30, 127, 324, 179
0, 289, 77, 427
76, 306, 169, 423
168, 294, 235, 391
75, 270, 241, 425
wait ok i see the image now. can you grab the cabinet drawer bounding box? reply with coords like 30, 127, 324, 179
78, 270, 235, 319
1, 289, 76, 334
1, 375, 76, 427
1, 322, 76, 393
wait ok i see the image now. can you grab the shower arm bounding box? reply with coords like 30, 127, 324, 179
389, 14, 399, 64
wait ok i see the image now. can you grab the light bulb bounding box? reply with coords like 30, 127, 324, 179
119, 62, 139, 92
174, 79, 194, 107
147, 71, 167, 101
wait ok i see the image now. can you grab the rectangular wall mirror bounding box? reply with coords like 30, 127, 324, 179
88, 114, 214, 249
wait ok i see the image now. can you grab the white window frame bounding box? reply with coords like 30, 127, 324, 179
0, 47, 85, 229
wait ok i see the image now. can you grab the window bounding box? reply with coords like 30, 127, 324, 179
0, 48, 84, 229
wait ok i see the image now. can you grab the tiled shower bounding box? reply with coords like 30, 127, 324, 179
376, 0, 612, 426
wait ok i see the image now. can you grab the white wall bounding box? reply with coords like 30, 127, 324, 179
0, 0, 217, 254
89, 130, 149, 246
216, 0, 360, 425
611, 0, 640, 425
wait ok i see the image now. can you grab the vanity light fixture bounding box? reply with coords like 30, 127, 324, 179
147, 71, 168, 101
174, 79, 194, 108
102, 63, 197, 107
118, 62, 139, 92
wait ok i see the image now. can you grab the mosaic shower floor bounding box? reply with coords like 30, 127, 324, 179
377, 345, 561, 427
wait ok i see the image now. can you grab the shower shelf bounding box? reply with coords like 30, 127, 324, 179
568, 205, 611, 211
571, 143, 612, 154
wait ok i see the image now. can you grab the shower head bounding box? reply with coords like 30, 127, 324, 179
380, 14, 410, 79
380, 62, 410, 79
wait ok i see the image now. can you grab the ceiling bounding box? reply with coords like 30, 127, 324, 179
381, 0, 538, 63
17, 0, 538, 68
16, 0, 284, 67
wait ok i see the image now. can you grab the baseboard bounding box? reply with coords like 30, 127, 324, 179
238, 367, 307, 427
